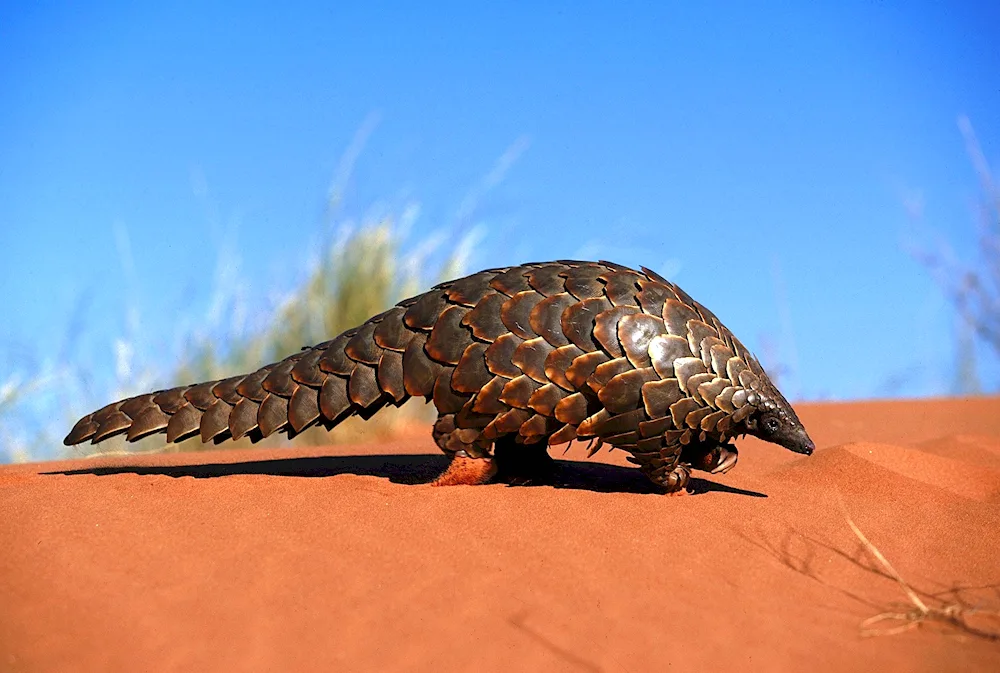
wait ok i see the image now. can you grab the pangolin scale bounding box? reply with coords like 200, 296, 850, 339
65, 260, 814, 492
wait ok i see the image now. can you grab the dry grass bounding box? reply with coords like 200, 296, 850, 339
911, 116, 999, 386
741, 508, 1000, 643
3, 121, 531, 463
86, 219, 467, 456
842, 508, 1000, 641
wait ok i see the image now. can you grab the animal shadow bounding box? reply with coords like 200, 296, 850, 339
47, 453, 766, 497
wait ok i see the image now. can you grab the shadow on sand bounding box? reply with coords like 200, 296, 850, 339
45, 453, 766, 497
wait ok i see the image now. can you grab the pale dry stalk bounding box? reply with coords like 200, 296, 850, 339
842, 508, 1000, 640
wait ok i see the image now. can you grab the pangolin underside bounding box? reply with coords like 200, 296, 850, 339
65, 260, 814, 492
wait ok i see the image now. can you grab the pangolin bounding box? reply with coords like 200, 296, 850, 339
65, 260, 814, 492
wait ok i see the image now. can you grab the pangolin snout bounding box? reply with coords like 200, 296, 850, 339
789, 432, 815, 456
775, 425, 815, 456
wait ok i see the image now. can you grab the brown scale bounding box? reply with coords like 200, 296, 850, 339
599, 367, 659, 414
697, 336, 727, 368
402, 334, 443, 397
529, 294, 576, 347
500, 291, 544, 339
599, 270, 642, 307
483, 333, 523, 378
641, 378, 684, 419
451, 343, 491, 394
461, 293, 507, 342
499, 375, 541, 409
525, 264, 569, 297
527, 384, 567, 417
518, 413, 555, 441
212, 376, 244, 405
588, 357, 633, 394
287, 387, 320, 433
318, 337, 355, 376
618, 313, 666, 368
727, 358, 749, 386
345, 324, 382, 365
65, 260, 814, 493
432, 374, 469, 415
561, 265, 605, 300
709, 344, 735, 377
444, 272, 496, 307
425, 306, 471, 364
471, 376, 509, 415
290, 349, 327, 387
593, 306, 640, 358
128, 406, 170, 441
200, 399, 232, 441
319, 377, 350, 421
348, 365, 382, 407
554, 392, 590, 425
635, 279, 672, 316
663, 299, 699, 337
377, 350, 406, 402
543, 345, 583, 391
511, 338, 553, 384
489, 267, 533, 296
649, 335, 692, 378
565, 350, 611, 389
686, 373, 717, 404
116, 395, 150, 419
166, 404, 201, 443
372, 307, 411, 351
560, 297, 612, 351
697, 378, 731, 407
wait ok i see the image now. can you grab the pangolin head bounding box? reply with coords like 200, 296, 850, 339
741, 375, 814, 455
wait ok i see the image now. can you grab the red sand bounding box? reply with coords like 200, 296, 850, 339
2, 397, 999, 672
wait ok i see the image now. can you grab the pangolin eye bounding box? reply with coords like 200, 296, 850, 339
763, 417, 780, 433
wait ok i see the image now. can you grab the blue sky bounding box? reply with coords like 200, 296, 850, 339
1, 0, 998, 442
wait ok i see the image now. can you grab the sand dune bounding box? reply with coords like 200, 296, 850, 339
2, 396, 999, 672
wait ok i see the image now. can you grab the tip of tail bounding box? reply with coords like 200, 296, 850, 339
63, 418, 97, 446
63, 431, 86, 446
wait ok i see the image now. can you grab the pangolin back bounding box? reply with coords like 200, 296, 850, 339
65, 260, 813, 492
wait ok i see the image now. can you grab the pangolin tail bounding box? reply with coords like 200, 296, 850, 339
63, 304, 425, 447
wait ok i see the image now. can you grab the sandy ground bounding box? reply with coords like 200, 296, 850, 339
2, 396, 999, 672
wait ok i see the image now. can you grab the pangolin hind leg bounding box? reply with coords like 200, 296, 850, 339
432, 452, 498, 486
430, 414, 556, 487
492, 435, 555, 485
430, 413, 495, 486
430, 438, 555, 488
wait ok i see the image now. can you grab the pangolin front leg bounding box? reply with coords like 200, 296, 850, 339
64, 260, 814, 493
625, 441, 741, 494
626, 442, 691, 494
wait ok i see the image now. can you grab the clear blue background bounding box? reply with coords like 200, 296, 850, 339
2, 1, 998, 421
